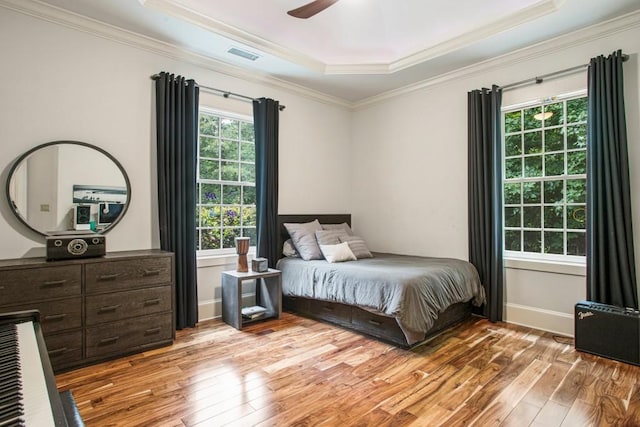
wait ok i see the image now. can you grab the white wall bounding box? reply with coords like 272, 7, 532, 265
0, 7, 352, 319
352, 17, 640, 336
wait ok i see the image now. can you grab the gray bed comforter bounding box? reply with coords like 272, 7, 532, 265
276, 252, 486, 345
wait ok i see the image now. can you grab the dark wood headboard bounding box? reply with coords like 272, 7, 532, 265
277, 214, 352, 260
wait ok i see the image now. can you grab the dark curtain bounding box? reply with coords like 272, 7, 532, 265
155, 72, 199, 329
586, 50, 638, 309
253, 98, 280, 268
468, 85, 504, 321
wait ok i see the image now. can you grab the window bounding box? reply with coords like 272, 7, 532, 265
502, 92, 587, 260
196, 109, 256, 253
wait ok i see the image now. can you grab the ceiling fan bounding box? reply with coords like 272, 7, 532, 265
287, 0, 339, 19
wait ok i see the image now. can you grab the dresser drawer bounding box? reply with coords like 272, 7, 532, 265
309, 300, 352, 325
86, 286, 172, 325
85, 257, 172, 294
0, 265, 81, 304
4, 297, 82, 334
86, 313, 173, 358
45, 330, 83, 370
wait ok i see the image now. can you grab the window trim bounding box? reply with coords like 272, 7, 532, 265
501, 89, 587, 262
196, 107, 256, 257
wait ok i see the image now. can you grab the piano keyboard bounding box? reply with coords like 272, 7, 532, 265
0, 322, 56, 427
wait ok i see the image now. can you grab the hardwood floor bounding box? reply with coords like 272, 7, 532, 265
55, 312, 640, 426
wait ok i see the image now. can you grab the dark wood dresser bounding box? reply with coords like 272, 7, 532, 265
0, 249, 175, 373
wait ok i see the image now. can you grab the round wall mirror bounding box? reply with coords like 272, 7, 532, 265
6, 141, 131, 236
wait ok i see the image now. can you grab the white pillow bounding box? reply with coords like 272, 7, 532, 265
319, 242, 357, 263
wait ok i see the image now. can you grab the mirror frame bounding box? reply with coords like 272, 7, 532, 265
5, 140, 131, 237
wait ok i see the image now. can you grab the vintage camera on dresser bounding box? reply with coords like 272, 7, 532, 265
46, 233, 106, 261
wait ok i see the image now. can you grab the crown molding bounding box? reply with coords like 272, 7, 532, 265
353, 9, 640, 110
0, 0, 352, 110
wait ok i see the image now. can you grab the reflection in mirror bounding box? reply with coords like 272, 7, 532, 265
7, 141, 130, 236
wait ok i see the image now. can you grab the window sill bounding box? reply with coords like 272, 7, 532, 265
197, 250, 256, 268
504, 257, 585, 277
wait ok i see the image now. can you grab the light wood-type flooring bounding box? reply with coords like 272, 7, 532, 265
55, 312, 640, 426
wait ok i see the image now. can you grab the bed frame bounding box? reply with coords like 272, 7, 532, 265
277, 214, 473, 348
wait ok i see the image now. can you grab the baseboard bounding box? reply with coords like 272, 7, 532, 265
505, 303, 574, 337
198, 293, 256, 322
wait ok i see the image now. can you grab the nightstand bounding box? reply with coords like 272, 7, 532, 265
221, 268, 282, 330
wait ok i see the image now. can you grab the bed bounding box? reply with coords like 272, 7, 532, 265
276, 214, 486, 347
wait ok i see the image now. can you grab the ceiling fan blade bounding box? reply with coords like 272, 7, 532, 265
287, 0, 339, 19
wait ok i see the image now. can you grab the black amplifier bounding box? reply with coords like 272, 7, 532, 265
575, 300, 640, 366
46, 234, 106, 261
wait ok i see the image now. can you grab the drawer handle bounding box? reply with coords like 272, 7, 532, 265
99, 337, 119, 345
368, 319, 382, 326
0, 286, 4, 290
98, 305, 120, 313
143, 269, 161, 277
144, 327, 162, 335
43, 314, 67, 322
321, 306, 334, 312
48, 347, 68, 357
42, 280, 66, 287
144, 298, 161, 306
97, 274, 119, 281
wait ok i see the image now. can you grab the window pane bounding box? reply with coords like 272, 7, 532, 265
567, 98, 587, 123
544, 231, 564, 254
566, 179, 586, 203
200, 137, 219, 158
240, 122, 254, 142
222, 227, 241, 249
544, 205, 563, 229
523, 231, 541, 253
545, 153, 564, 176
505, 158, 522, 179
241, 142, 255, 162
544, 128, 563, 152
242, 227, 257, 246
567, 150, 586, 175
524, 107, 542, 130
223, 185, 241, 204
221, 118, 239, 139
505, 134, 522, 156
522, 182, 541, 203
222, 207, 241, 226
200, 183, 220, 204
524, 131, 542, 154
523, 206, 541, 228
240, 163, 255, 183
199, 114, 219, 136
567, 232, 586, 256
504, 207, 521, 227
505, 111, 522, 133
524, 155, 542, 177
221, 140, 239, 160
201, 228, 221, 250
199, 159, 219, 180
243, 186, 256, 205
199, 206, 220, 227
545, 102, 563, 127
221, 161, 239, 181
544, 180, 563, 204
567, 124, 587, 149
505, 230, 521, 251
567, 205, 586, 230
242, 206, 257, 226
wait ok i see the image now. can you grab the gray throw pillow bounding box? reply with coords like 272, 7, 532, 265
284, 220, 323, 260
315, 229, 349, 246
282, 239, 299, 258
321, 222, 354, 236
339, 235, 373, 259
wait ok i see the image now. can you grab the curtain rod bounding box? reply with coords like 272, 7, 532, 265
150, 74, 286, 111
500, 53, 629, 92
